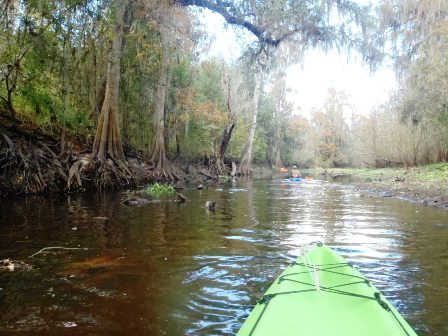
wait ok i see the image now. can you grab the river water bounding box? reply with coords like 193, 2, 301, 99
0, 179, 447, 335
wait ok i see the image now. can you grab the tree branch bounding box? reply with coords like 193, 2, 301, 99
30, 246, 88, 258
177, 0, 305, 46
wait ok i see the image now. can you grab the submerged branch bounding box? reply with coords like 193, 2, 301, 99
30, 246, 88, 258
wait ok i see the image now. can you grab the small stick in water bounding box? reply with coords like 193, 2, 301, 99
176, 192, 187, 203
205, 201, 216, 212
29, 246, 88, 258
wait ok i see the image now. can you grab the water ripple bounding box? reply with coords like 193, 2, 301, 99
0, 180, 447, 335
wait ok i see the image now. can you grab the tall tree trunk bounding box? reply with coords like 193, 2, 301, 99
60, 11, 73, 155
269, 101, 283, 169
6, 87, 15, 118
175, 132, 181, 157
238, 66, 263, 176
3, 66, 17, 119
270, 133, 283, 169
92, 0, 127, 162
216, 67, 235, 174
122, 108, 128, 140
149, 26, 178, 180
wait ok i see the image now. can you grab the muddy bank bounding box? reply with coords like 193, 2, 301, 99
313, 166, 448, 209
0, 116, 277, 197
0, 115, 150, 196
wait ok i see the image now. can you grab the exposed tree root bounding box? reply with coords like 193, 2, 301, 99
196, 155, 233, 179
94, 158, 134, 189
208, 155, 226, 177
67, 159, 84, 189
0, 116, 147, 195
0, 116, 239, 196
67, 156, 139, 191
0, 128, 67, 194
238, 150, 253, 176
149, 143, 181, 181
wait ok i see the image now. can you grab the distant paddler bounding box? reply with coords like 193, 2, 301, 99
290, 165, 301, 178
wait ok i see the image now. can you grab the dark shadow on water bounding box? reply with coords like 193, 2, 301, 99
0, 180, 447, 335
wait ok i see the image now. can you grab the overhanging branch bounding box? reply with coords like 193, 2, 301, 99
177, 0, 305, 47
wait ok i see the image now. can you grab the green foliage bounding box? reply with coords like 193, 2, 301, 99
193, 60, 226, 109
417, 163, 448, 180
171, 59, 192, 89
303, 89, 352, 168
146, 183, 175, 196
120, 18, 161, 148
228, 116, 250, 159
0, 0, 104, 137
5, 0, 431, 173
252, 95, 274, 162
170, 60, 231, 159
428, 163, 448, 171
252, 127, 269, 162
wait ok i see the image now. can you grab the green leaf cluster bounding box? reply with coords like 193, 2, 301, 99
146, 183, 175, 195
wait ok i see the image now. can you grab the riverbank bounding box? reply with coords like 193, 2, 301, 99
0, 115, 275, 196
3, 115, 447, 204
309, 165, 448, 209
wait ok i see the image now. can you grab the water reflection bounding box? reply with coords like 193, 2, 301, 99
0, 180, 447, 335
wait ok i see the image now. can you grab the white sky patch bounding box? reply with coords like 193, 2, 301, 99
196, 10, 255, 60
286, 50, 397, 117
197, 7, 397, 118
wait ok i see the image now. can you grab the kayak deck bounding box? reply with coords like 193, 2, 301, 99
237, 244, 417, 336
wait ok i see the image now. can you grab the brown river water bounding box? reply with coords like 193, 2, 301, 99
0, 179, 447, 335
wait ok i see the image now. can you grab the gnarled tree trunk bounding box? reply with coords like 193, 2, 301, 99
238, 65, 263, 176
92, 1, 127, 162
216, 121, 235, 174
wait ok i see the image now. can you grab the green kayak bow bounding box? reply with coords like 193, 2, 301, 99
237, 243, 418, 336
